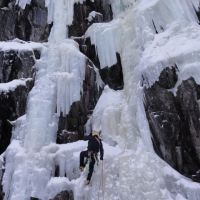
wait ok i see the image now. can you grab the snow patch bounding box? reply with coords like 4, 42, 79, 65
0, 78, 32, 93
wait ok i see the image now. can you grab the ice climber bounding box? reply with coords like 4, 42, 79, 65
79, 131, 104, 184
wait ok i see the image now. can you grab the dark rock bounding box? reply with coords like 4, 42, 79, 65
157, 66, 178, 89
0, 7, 16, 41
69, 0, 112, 37
0, 50, 35, 83
0, 0, 50, 42
144, 83, 180, 168
0, 48, 35, 153
51, 190, 74, 200
77, 37, 101, 68
33, 49, 41, 59
176, 77, 200, 174
99, 53, 124, 90
144, 66, 200, 181
0, 80, 34, 154
57, 130, 79, 144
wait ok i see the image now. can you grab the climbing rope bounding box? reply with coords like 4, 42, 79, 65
97, 161, 104, 200
102, 161, 105, 200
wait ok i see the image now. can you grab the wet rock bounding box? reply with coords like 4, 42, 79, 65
0, 0, 50, 42
51, 190, 74, 200
144, 66, 200, 181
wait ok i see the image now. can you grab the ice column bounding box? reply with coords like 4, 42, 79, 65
24, 0, 86, 151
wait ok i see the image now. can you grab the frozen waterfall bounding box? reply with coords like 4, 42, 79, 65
2, 0, 200, 200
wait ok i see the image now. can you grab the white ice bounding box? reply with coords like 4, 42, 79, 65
4, 0, 200, 200
3, 0, 87, 199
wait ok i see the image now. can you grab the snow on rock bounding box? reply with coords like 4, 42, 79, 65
0, 40, 44, 52
0, 78, 32, 93
87, 11, 103, 22
139, 22, 200, 89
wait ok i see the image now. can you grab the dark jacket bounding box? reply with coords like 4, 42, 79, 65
84, 134, 104, 160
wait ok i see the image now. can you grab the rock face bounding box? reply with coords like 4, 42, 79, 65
0, 50, 36, 154
99, 53, 124, 90
144, 66, 200, 181
0, 81, 33, 153
0, 0, 50, 42
0, 50, 35, 82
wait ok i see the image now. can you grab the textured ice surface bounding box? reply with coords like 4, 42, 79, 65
3, 1, 86, 199
4, 0, 200, 200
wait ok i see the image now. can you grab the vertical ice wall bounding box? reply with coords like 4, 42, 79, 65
24, 0, 86, 152
86, 0, 200, 148
86, 0, 200, 199
7, 0, 200, 199
3, 0, 87, 199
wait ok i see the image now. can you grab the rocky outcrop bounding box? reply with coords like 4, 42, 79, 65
144, 66, 200, 181
51, 190, 74, 200
0, 80, 34, 154
0, 50, 35, 82
0, 49, 36, 153
0, 0, 50, 42
69, 0, 112, 37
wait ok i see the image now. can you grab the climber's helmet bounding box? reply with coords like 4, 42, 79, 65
92, 130, 100, 137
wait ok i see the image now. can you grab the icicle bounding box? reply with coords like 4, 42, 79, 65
15, 0, 32, 9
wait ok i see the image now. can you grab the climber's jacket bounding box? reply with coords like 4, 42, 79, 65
83, 133, 104, 160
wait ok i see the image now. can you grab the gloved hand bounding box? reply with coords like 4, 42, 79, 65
100, 157, 103, 161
